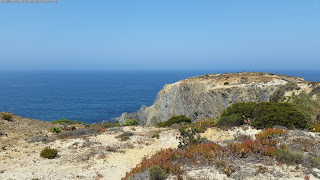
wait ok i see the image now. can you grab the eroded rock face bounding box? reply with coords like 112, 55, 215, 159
119, 72, 315, 125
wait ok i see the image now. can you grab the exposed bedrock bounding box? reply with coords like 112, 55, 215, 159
119, 72, 316, 125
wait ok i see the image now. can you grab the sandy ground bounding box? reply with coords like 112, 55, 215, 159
1, 124, 320, 180
0, 126, 179, 180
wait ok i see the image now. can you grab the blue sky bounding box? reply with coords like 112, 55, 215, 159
0, 0, 319, 70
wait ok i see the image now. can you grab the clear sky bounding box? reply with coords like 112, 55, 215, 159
0, 0, 319, 70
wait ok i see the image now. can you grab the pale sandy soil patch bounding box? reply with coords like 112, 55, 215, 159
0, 126, 179, 180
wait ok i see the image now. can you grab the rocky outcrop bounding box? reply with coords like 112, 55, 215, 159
119, 72, 317, 125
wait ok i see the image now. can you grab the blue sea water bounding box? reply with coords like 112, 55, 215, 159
0, 70, 319, 124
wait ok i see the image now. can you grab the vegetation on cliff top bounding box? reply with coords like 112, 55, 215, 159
50, 118, 87, 126
270, 83, 320, 121
217, 102, 309, 129
2, 114, 12, 121
156, 115, 191, 127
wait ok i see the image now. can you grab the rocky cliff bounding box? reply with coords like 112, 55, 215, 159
119, 72, 319, 125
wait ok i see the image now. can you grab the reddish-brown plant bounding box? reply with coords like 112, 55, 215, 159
255, 128, 287, 139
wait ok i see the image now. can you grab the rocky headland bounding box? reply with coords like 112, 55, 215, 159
119, 72, 319, 125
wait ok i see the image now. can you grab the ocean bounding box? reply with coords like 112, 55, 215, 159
0, 70, 319, 124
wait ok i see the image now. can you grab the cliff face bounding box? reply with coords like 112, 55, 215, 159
119, 72, 316, 125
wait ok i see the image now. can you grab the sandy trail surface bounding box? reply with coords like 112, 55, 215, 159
0, 126, 179, 180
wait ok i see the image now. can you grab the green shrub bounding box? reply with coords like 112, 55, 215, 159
121, 136, 130, 141
152, 131, 161, 139
116, 132, 134, 141
308, 156, 320, 168
2, 114, 12, 121
220, 102, 256, 118
40, 147, 58, 159
217, 114, 243, 127
102, 121, 121, 128
73, 120, 87, 126
57, 129, 100, 139
177, 123, 201, 149
275, 148, 302, 164
148, 165, 165, 180
191, 118, 215, 133
51, 119, 87, 126
282, 92, 320, 121
156, 115, 191, 127
48, 127, 61, 133
252, 103, 308, 129
124, 119, 139, 126
269, 82, 298, 102
219, 102, 309, 129
51, 118, 74, 125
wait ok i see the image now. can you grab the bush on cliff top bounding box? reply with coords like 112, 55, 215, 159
51, 118, 87, 126
102, 121, 122, 128
156, 115, 191, 127
2, 114, 12, 121
51, 118, 74, 125
218, 102, 309, 129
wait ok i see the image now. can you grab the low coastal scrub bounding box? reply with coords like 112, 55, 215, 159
217, 114, 243, 127
177, 123, 202, 149
218, 102, 309, 129
284, 92, 320, 121
148, 165, 166, 180
255, 128, 288, 139
56, 129, 100, 139
269, 82, 298, 102
176, 118, 214, 149
191, 118, 215, 133
228, 138, 278, 157
309, 122, 320, 132
124, 119, 139, 126
73, 120, 87, 126
156, 115, 191, 127
123, 128, 295, 179
152, 130, 161, 139
228, 128, 288, 157
51, 118, 73, 125
270, 83, 320, 122
2, 114, 12, 121
40, 147, 58, 159
116, 132, 134, 141
48, 127, 61, 133
102, 121, 122, 128
123, 143, 226, 179
51, 118, 87, 126
275, 147, 303, 164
